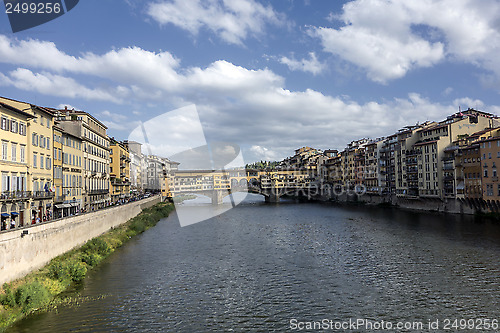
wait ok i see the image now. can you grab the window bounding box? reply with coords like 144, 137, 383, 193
1, 117, 8, 130
40, 154, 44, 169
2, 173, 9, 192
33, 153, 37, 168
46, 138, 50, 150
41, 116, 44, 126
2, 141, 7, 160
484, 169, 488, 178
20, 145, 25, 163
46, 157, 51, 169
11, 143, 16, 162
493, 169, 497, 178
489, 152, 492, 159
19, 123, 26, 136
10, 120, 18, 133
487, 184, 493, 196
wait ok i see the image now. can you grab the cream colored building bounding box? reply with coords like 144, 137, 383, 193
55, 109, 110, 211
0, 97, 55, 223
415, 110, 497, 198
60, 129, 83, 216
0, 100, 32, 229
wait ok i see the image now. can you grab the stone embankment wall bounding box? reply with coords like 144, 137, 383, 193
0, 196, 161, 285
330, 192, 477, 215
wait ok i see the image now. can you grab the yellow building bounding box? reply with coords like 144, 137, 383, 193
0, 97, 55, 223
56, 108, 110, 211
52, 126, 64, 218
56, 128, 83, 217
0, 100, 32, 229
109, 138, 130, 203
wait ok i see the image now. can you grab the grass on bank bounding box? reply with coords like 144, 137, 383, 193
0, 202, 174, 331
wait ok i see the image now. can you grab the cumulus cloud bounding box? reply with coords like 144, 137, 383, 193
2, 68, 123, 102
0, 34, 497, 162
146, 0, 284, 45
57, 103, 78, 110
250, 145, 278, 161
279, 52, 326, 75
310, 0, 500, 83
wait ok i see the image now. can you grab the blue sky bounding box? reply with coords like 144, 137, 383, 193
1, 0, 500, 164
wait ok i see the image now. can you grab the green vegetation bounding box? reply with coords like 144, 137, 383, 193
0, 202, 174, 331
245, 160, 280, 170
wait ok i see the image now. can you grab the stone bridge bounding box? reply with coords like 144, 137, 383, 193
162, 168, 317, 204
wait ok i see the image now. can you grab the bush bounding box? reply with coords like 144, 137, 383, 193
81, 253, 102, 267
0, 285, 16, 308
81, 237, 112, 256
15, 281, 50, 313
67, 262, 87, 282
48, 262, 70, 282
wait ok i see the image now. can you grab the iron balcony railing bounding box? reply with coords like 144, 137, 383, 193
32, 191, 55, 199
0, 191, 31, 200
88, 189, 109, 195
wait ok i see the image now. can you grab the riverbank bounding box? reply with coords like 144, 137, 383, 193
0, 202, 174, 332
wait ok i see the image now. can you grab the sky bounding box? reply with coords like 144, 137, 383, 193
1, 0, 500, 166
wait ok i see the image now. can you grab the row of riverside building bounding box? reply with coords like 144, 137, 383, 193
0, 96, 178, 230
275, 108, 500, 211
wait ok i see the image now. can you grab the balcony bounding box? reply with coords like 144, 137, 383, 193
32, 191, 55, 199
0, 191, 31, 201
88, 189, 109, 195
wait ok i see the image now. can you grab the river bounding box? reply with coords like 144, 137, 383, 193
7, 194, 500, 332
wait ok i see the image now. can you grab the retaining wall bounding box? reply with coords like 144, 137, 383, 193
0, 196, 161, 285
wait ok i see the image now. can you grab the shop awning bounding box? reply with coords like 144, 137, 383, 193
11, 212, 19, 216
55, 204, 72, 208
1, 213, 10, 217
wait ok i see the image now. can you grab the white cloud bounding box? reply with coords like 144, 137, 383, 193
0, 35, 181, 91
57, 103, 78, 110
442, 87, 453, 96
2, 68, 123, 103
279, 52, 326, 75
452, 97, 484, 110
250, 145, 278, 161
0, 34, 498, 162
146, 0, 284, 45
310, 0, 500, 83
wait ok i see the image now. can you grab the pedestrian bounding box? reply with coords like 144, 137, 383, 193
10, 218, 15, 229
